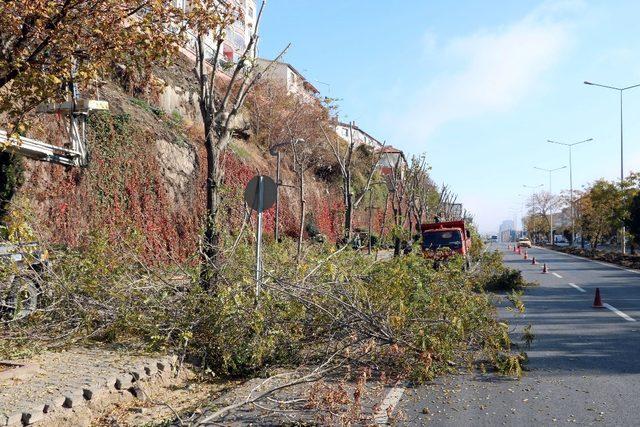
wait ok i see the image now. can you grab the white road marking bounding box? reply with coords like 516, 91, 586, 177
373, 385, 406, 424
568, 283, 586, 293
552, 272, 563, 278
603, 303, 636, 322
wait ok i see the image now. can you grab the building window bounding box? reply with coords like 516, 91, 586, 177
248, 6, 255, 19
342, 128, 349, 137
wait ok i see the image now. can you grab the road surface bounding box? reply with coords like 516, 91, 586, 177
394, 243, 640, 426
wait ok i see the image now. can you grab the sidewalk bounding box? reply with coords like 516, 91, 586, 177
1, 348, 178, 426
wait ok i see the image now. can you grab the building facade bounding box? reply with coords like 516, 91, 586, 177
175, 0, 257, 64
334, 122, 384, 149
254, 59, 319, 103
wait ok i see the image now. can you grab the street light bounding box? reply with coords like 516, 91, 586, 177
269, 138, 304, 242
548, 138, 594, 246
534, 166, 567, 245
584, 80, 640, 254
517, 193, 526, 236
523, 184, 543, 241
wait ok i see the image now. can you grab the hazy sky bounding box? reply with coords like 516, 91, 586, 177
259, 1, 640, 233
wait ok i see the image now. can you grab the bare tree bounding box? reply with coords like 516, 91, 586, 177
384, 156, 407, 257
189, 1, 288, 289
404, 154, 437, 234
321, 122, 381, 244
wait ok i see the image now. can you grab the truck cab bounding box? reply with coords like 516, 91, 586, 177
421, 220, 472, 267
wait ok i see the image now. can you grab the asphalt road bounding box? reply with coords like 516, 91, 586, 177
394, 242, 640, 426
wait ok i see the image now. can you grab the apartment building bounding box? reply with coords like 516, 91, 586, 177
254, 59, 319, 103
175, 0, 257, 63
334, 122, 384, 149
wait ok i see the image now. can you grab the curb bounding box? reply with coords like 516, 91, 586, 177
1, 355, 178, 426
532, 245, 640, 275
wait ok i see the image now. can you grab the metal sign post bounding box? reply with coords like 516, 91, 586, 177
243, 175, 277, 304
255, 176, 264, 298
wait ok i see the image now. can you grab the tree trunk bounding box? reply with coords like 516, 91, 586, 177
344, 191, 353, 243
199, 128, 229, 291
297, 169, 305, 262
343, 169, 352, 243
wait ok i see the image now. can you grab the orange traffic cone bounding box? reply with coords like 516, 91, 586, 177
531, 257, 537, 265
523, 251, 528, 260
542, 263, 548, 273
593, 288, 605, 308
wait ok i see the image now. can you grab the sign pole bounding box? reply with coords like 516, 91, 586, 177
255, 176, 264, 304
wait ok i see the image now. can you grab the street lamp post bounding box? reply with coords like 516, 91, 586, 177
269, 138, 305, 242
523, 184, 544, 242
517, 193, 526, 236
584, 80, 640, 254
547, 138, 594, 246
534, 166, 567, 245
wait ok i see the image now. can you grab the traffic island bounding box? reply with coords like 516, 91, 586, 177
540, 245, 640, 270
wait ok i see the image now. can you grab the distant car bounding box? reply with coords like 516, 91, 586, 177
517, 238, 532, 248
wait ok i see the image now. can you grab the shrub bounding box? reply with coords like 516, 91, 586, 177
483, 268, 528, 292
0, 233, 524, 381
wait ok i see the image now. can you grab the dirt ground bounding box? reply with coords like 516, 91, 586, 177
92, 370, 239, 426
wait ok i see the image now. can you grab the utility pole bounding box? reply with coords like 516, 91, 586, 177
269, 138, 304, 242
584, 80, 640, 254
534, 166, 566, 245
548, 138, 593, 246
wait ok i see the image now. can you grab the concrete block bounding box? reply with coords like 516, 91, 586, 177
62, 389, 86, 408
144, 363, 158, 377
21, 404, 46, 425
115, 374, 134, 390
104, 375, 119, 390
129, 365, 148, 381
128, 385, 147, 401
3, 409, 22, 426
43, 394, 67, 413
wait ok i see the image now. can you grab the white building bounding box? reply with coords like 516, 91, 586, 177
334, 122, 384, 149
377, 146, 407, 179
254, 58, 319, 103
174, 0, 257, 64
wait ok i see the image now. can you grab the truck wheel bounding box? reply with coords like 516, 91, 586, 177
5, 276, 39, 320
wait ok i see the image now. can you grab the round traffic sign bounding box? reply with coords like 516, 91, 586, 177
243, 175, 277, 212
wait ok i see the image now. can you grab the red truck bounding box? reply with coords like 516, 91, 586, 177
421, 220, 472, 268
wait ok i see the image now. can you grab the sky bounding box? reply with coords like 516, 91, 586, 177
259, 0, 640, 233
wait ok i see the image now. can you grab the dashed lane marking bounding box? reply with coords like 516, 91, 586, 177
603, 303, 636, 322
373, 385, 406, 424
568, 283, 586, 293
552, 272, 563, 278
